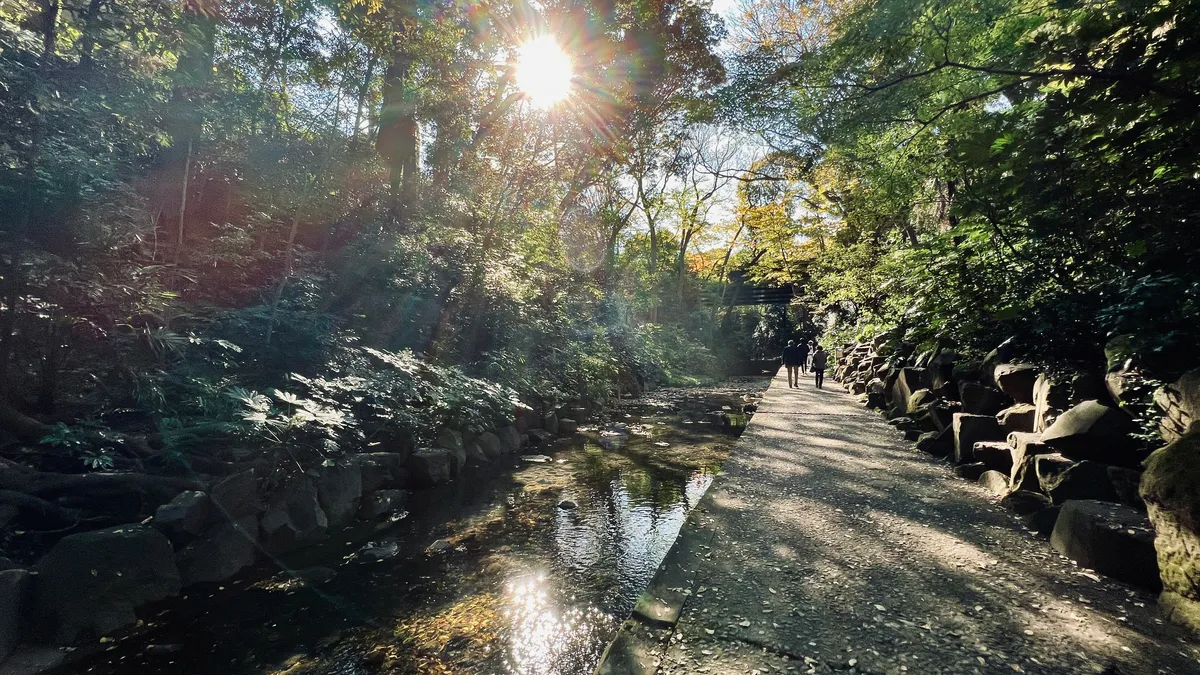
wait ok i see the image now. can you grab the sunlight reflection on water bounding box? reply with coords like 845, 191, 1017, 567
502, 574, 608, 675
499, 469, 715, 674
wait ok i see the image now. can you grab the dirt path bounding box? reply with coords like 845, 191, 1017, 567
596, 370, 1200, 675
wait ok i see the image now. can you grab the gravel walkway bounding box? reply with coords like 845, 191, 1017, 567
596, 370, 1200, 675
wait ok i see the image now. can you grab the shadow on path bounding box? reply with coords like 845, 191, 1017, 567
597, 371, 1200, 675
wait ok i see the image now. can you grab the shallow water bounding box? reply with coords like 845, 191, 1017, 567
60, 378, 768, 675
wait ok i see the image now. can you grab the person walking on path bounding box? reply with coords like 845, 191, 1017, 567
811, 345, 828, 389
796, 340, 810, 375
782, 340, 803, 388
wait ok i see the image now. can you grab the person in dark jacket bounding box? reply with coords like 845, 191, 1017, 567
811, 346, 829, 389
796, 340, 810, 374
782, 340, 803, 388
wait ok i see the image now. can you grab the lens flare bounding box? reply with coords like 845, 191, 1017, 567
515, 36, 573, 107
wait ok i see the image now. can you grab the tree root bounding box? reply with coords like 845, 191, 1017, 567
0, 403, 163, 459
0, 489, 84, 527
0, 471, 204, 500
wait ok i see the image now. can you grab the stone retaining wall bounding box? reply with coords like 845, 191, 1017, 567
0, 403, 582, 670
832, 335, 1200, 633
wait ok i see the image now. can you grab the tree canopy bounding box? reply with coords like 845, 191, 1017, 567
0, 0, 1197, 473
728, 0, 1200, 376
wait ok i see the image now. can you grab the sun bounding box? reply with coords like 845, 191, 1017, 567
515, 36, 573, 108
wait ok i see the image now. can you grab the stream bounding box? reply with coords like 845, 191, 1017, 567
58, 377, 769, 675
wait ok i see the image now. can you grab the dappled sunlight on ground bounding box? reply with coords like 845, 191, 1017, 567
637, 371, 1200, 675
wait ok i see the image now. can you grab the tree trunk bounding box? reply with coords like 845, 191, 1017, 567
166, 3, 217, 285
0, 471, 203, 502
78, 0, 106, 67
36, 320, 65, 414
36, 0, 59, 57
377, 39, 418, 229
173, 140, 192, 281
351, 51, 376, 146
0, 256, 24, 399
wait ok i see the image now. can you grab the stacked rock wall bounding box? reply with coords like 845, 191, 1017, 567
0, 401, 579, 666
832, 336, 1200, 632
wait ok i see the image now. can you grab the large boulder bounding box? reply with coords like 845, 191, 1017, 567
928, 351, 960, 390
916, 429, 952, 457
994, 364, 1038, 404
407, 448, 454, 487
558, 418, 578, 435
359, 490, 410, 519
374, 430, 415, 462
513, 402, 536, 433
497, 426, 524, 453
435, 429, 468, 473
1155, 368, 1200, 444
542, 412, 559, 436
260, 477, 328, 554
357, 452, 409, 493
476, 432, 504, 459
210, 470, 258, 520
978, 470, 1010, 496
906, 388, 936, 414
316, 461, 363, 527
1008, 432, 1052, 489
952, 360, 982, 384
865, 378, 888, 409
959, 382, 1010, 416
1105, 363, 1146, 408
1033, 374, 1071, 433
1032, 453, 1074, 491
447, 445, 468, 474
907, 410, 940, 435
1026, 506, 1063, 537
1104, 334, 1135, 372
1041, 400, 1139, 463
1001, 490, 1051, 515
0, 568, 31, 663
952, 413, 1005, 464
436, 428, 463, 453
1107, 466, 1144, 510
175, 515, 258, 586
1141, 432, 1200, 632
890, 368, 929, 410
996, 404, 1037, 435
954, 462, 987, 481
35, 525, 181, 644
1039, 459, 1118, 505
1050, 500, 1159, 589
926, 403, 958, 433
972, 441, 1013, 474
153, 490, 211, 539
465, 441, 491, 464
981, 340, 1017, 387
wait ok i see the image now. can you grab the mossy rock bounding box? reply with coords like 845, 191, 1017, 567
1141, 432, 1200, 633
1142, 432, 1200, 533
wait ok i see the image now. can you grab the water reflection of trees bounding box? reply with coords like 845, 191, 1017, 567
556, 449, 714, 617
574, 446, 696, 510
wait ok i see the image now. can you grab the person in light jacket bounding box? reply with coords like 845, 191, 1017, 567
811, 346, 829, 389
